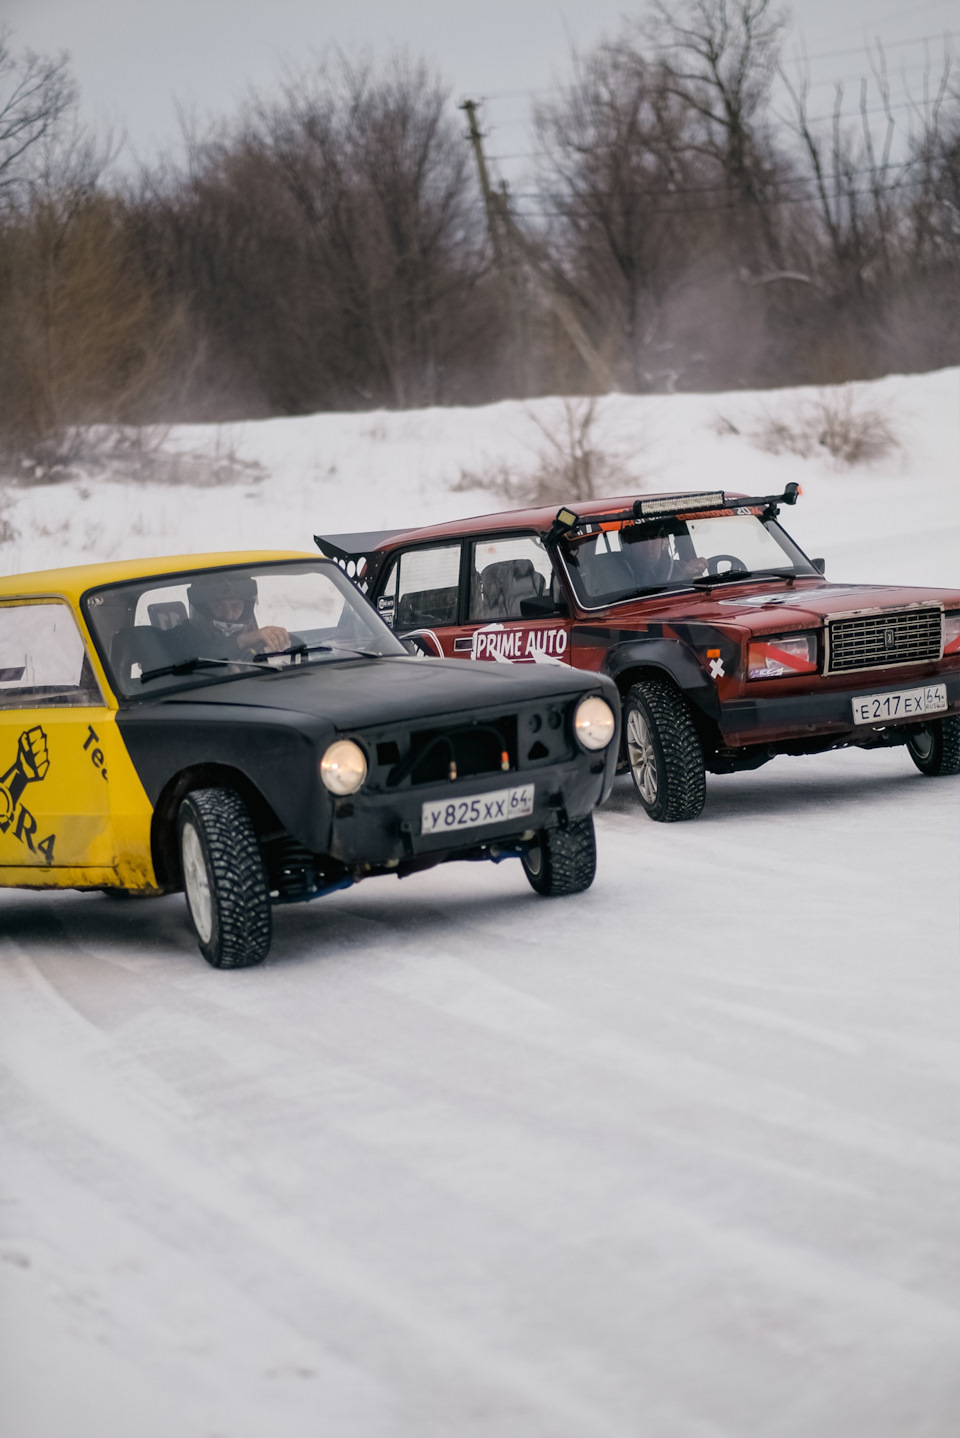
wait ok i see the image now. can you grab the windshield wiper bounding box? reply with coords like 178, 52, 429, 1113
693, 567, 798, 590
251, 641, 384, 662
139, 655, 262, 683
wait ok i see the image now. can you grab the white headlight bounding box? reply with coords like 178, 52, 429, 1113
573, 695, 616, 751
320, 739, 367, 795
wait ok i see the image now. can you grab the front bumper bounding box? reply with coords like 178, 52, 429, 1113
719, 672, 960, 747
327, 753, 613, 867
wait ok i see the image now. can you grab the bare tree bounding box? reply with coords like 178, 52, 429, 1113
0, 25, 77, 209
644, 0, 790, 275
0, 63, 178, 460
135, 52, 499, 416
536, 42, 710, 389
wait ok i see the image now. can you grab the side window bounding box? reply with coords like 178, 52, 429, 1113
470, 535, 556, 621
389, 545, 461, 631
0, 603, 103, 709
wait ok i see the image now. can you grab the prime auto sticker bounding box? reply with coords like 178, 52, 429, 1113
471, 624, 569, 663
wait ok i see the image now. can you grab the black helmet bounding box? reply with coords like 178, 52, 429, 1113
188, 572, 258, 626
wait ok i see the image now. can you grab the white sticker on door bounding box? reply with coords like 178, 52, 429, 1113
471, 625, 568, 663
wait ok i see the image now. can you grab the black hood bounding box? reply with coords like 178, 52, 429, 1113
150, 655, 601, 729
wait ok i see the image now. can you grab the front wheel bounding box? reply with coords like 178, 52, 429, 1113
624, 679, 706, 822
178, 788, 272, 968
521, 815, 596, 896
905, 715, 960, 777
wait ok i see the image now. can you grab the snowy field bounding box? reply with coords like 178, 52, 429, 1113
1, 370, 959, 1436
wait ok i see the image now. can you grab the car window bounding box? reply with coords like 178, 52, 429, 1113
381, 545, 461, 630
469, 535, 556, 621
562, 513, 816, 605
0, 602, 104, 709
85, 562, 404, 698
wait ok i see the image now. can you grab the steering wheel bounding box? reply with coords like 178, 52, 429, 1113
707, 553, 748, 576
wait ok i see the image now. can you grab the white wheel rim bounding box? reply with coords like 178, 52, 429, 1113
525, 843, 543, 877
181, 821, 214, 944
626, 707, 659, 805
910, 728, 935, 761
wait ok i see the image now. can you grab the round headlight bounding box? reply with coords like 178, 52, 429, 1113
320, 739, 367, 795
573, 695, 616, 751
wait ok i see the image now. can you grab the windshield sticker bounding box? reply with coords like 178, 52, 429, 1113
0, 726, 56, 864
472, 625, 569, 663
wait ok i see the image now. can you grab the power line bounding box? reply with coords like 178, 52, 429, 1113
512, 174, 935, 221
809, 0, 955, 49
470, 28, 954, 110
783, 28, 954, 65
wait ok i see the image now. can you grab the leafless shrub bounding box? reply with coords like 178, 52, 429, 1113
0, 486, 16, 544
453, 397, 639, 505
751, 388, 899, 467
7, 425, 266, 488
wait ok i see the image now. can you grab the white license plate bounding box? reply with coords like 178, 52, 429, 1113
851, 683, 947, 726
421, 784, 535, 835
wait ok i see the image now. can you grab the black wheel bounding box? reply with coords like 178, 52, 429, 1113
623, 679, 706, 822
905, 715, 960, 777
177, 788, 271, 968
521, 814, 596, 896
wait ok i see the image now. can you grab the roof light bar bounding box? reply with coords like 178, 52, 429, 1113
634, 491, 725, 520
544, 484, 802, 543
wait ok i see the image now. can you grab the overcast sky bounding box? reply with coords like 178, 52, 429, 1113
4, 0, 956, 174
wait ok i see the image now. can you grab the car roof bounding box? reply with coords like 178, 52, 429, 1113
369, 492, 749, 550
0, 550, 319, 604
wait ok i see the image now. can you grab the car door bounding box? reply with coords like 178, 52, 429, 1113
375, 542, 463, 657
454, 533, 572, 666
0, 600, 116, 873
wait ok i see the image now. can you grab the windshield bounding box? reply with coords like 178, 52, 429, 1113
84, 560, 405, 698
560, 513, 817, 606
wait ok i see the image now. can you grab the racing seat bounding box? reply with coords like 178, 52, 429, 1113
110, 625, 183, 686
147, 600, 188, 630
395, 586, 458, 629
476, 560, 545, 620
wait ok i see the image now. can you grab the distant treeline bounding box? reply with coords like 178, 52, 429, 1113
1, 1, 958, 460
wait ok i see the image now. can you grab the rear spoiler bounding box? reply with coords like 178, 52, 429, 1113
314, 530, 406, 592
546, 484, 801, 543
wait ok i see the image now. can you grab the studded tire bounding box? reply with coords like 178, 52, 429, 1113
521, 814, 597, 897
905, 714, 960, 777
623, 678, 707, 822
177, 787, 271, 968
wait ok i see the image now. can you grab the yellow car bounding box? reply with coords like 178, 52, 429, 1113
0, 552, 619, 967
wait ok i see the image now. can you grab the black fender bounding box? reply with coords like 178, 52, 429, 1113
149, 761, 285, 889
599, 637, 722, 724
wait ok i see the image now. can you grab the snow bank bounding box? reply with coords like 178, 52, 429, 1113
3, 368, 957, 588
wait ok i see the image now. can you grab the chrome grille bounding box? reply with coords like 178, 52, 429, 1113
825, 608, 942, 674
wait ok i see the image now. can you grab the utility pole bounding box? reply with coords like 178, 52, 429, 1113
460, 99, 528, 394
460, 98, 616, 396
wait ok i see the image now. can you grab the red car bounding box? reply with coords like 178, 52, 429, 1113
316, 485, 960, 820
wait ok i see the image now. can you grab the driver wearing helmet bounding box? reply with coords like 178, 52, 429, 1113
627, 526, 707, 587
187, 573, 290, 658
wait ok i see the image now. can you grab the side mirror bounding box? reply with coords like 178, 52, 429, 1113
520, 595, 567, 619
811, 557, 826, 575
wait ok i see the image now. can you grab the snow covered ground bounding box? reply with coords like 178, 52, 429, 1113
1, 370, 959, 1436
